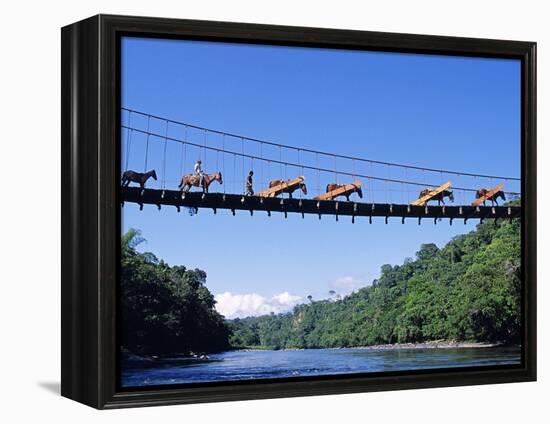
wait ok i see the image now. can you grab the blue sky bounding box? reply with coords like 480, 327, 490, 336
121, 36, 520, 318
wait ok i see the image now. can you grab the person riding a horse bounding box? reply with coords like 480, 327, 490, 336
194, 159, 204, 187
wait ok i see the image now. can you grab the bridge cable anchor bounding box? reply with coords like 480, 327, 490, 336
442, 206, 445, 215
459, 206, 463, 215
389, 204, 393, 214
161, 190, 165, 199
407, 205, 411, 214
241, 196, 245, 204
181, 192, 186, 200
491, 207, 496, 215
424, 205, 429, 215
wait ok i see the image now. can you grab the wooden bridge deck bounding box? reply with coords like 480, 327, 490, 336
121, 187, 520, 221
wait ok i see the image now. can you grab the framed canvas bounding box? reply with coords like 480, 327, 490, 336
61, 14, 536, 409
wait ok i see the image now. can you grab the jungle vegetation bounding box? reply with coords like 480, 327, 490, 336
121, 228, 230, 355
121, 214, 520, 355
228, 217, 521, 349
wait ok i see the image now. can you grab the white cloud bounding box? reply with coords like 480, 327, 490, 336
215, 291, 303, 319
329, 275, 369, 295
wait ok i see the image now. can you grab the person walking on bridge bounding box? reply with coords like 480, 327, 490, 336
246, 170, 254, 196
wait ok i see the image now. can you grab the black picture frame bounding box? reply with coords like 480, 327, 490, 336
61, 14, 537, 409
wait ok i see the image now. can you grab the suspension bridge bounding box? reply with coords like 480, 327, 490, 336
120, 108, 521, 224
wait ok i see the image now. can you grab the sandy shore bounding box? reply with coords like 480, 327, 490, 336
346, 340, 501, 350
236, 341, 504, 353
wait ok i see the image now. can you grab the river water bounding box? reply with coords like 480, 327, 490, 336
121, 346, 521, 387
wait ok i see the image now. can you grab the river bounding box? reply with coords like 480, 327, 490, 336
121, 346, 521, 387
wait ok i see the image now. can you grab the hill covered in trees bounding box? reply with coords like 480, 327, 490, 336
228, 217, 521, 349
121, 215, 520, 356
121, 229, 230, 355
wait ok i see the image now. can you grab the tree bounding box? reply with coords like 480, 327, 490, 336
416, 243, 440, 261
121, 229, 230, 355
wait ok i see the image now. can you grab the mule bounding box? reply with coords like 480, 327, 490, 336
325, 183, 363, 201
475, 188, 506, 206
418, 188, 454, 206
268, 179, 307, 198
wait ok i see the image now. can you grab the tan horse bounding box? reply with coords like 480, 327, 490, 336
269, 179, 307, 198
475, 188, 506, 206
325, 183, 363, 201
179, 172, 223, 193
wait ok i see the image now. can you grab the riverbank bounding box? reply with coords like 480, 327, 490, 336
124, 340, 512, 363
347, 340, 503, 350
235, 340, 508, 352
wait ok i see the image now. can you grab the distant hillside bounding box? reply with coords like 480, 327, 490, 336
228, 216, 521, 349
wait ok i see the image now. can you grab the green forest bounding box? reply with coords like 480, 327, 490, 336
121, 215, 520, 356
121, 229, 230, 355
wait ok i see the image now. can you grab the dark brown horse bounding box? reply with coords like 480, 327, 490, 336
269, 179, 307, 198
121, 169, 157, 189
418, 188, 454, 206
179, 172, 223, 193
475, 188, 506, 206
325, 183, 363, 201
